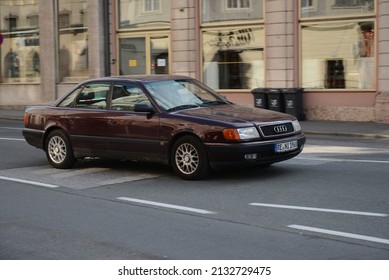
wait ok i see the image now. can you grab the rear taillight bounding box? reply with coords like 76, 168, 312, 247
23, 113, 29, 126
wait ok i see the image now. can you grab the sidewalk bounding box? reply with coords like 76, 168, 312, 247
1, 109, 389, 139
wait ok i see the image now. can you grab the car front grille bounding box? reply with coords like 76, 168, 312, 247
258, 122, 295, 138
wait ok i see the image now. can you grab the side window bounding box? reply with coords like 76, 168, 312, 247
110, 82, 150, 111
57, 88, 82, 107
75, 83, 111, 109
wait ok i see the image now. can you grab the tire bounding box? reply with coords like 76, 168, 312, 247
45, 130, 76, 169
171, 135, 210, 180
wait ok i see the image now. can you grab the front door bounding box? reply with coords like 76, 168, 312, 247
105, 82, 161, 161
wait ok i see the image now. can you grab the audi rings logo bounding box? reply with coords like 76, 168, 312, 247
274, 125, 288, 133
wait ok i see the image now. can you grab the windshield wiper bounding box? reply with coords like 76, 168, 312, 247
166, 104, 200, 112
201, 100, 229, 106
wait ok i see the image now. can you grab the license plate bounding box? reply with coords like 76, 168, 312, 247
274, 140, 298, 153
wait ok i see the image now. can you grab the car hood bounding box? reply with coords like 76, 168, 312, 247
174, 104, 294, 126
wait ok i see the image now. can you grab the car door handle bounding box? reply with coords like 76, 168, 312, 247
107, 119, 118, 126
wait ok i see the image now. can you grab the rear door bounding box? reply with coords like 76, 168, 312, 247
105, 82, 161, 161
63, 81, 111, 156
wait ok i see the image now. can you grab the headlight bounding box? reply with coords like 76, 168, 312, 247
292, 120, 301, 132
223, 127, 259, 140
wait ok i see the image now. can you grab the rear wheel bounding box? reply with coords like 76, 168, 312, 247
171, 136, 210, 180
45, 130, 76, 169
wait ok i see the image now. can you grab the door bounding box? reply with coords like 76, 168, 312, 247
64, 82, 111, 156
106, 82, 161, 161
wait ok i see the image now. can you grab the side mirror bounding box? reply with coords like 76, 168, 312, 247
134, 103, 155, 113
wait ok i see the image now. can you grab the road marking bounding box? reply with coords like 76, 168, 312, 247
302, 145, 388, 155
0, 137, 24, 141
0, 127, 23, 130
117, 197, 216, 215
249, 203, 388, 217
0, 165, 165, 189
296, 156, 389, 164
51, 167, 110, 178
101, 174, 160, 185
288, 224, 389, 245
0, 175, 59, 188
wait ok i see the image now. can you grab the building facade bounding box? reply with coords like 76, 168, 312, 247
0, 0, 388, 123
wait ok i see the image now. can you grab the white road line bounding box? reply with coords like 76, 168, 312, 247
297, 156, 389, 164
288, 224, 389, 245
249, 203, 388, 217
117, 197, 216, 215
0, 127, 23, 130
0, 137, 25, 141
0, 175, 59, 188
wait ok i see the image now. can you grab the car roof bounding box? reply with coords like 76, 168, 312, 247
85, 75, 193, 84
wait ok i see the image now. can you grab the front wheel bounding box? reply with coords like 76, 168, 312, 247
171, 136, 210, 180
45, 130, 76, 169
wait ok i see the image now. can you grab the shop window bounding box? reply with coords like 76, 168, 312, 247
119, 35, 169, 75
57, 0, 89, 83
203, 27, 264, 90
301, 21, 375, 90
0, 2, 40, 83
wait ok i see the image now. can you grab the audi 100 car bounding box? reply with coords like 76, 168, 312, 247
23, 75, 306, 180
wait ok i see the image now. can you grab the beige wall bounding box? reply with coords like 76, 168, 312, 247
375, 0, 389, 123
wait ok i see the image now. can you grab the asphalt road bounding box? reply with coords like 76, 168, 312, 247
1, 119, 389, 259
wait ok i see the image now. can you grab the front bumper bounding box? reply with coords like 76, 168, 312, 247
205, 134, 306, 169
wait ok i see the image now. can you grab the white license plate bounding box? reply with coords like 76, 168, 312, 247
274, 140, 298, 153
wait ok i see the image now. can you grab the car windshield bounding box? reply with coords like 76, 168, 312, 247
144, 79, 229, 112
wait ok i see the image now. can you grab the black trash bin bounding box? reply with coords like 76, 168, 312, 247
266, 88, 284, 112
281, 88, 305, 120
252, 88, 268, 109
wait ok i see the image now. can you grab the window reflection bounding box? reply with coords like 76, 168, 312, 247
151, 36, 168, 74
301, 21, 375, 89
301, 0, 374, 18
202, 0, 263, 23
57, 0, 89, 83
0, 1, 40, 83
119, 38, 146, 75
203, 27, 264, 89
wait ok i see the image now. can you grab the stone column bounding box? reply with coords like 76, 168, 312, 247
170, 0, 199, 78
265, 0, 297, 88
87, 0, 107, 78
39, 0, 57, 101
375, 0, 389, 123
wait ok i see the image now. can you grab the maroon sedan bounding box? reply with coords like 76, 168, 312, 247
23, 75, 306, 180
